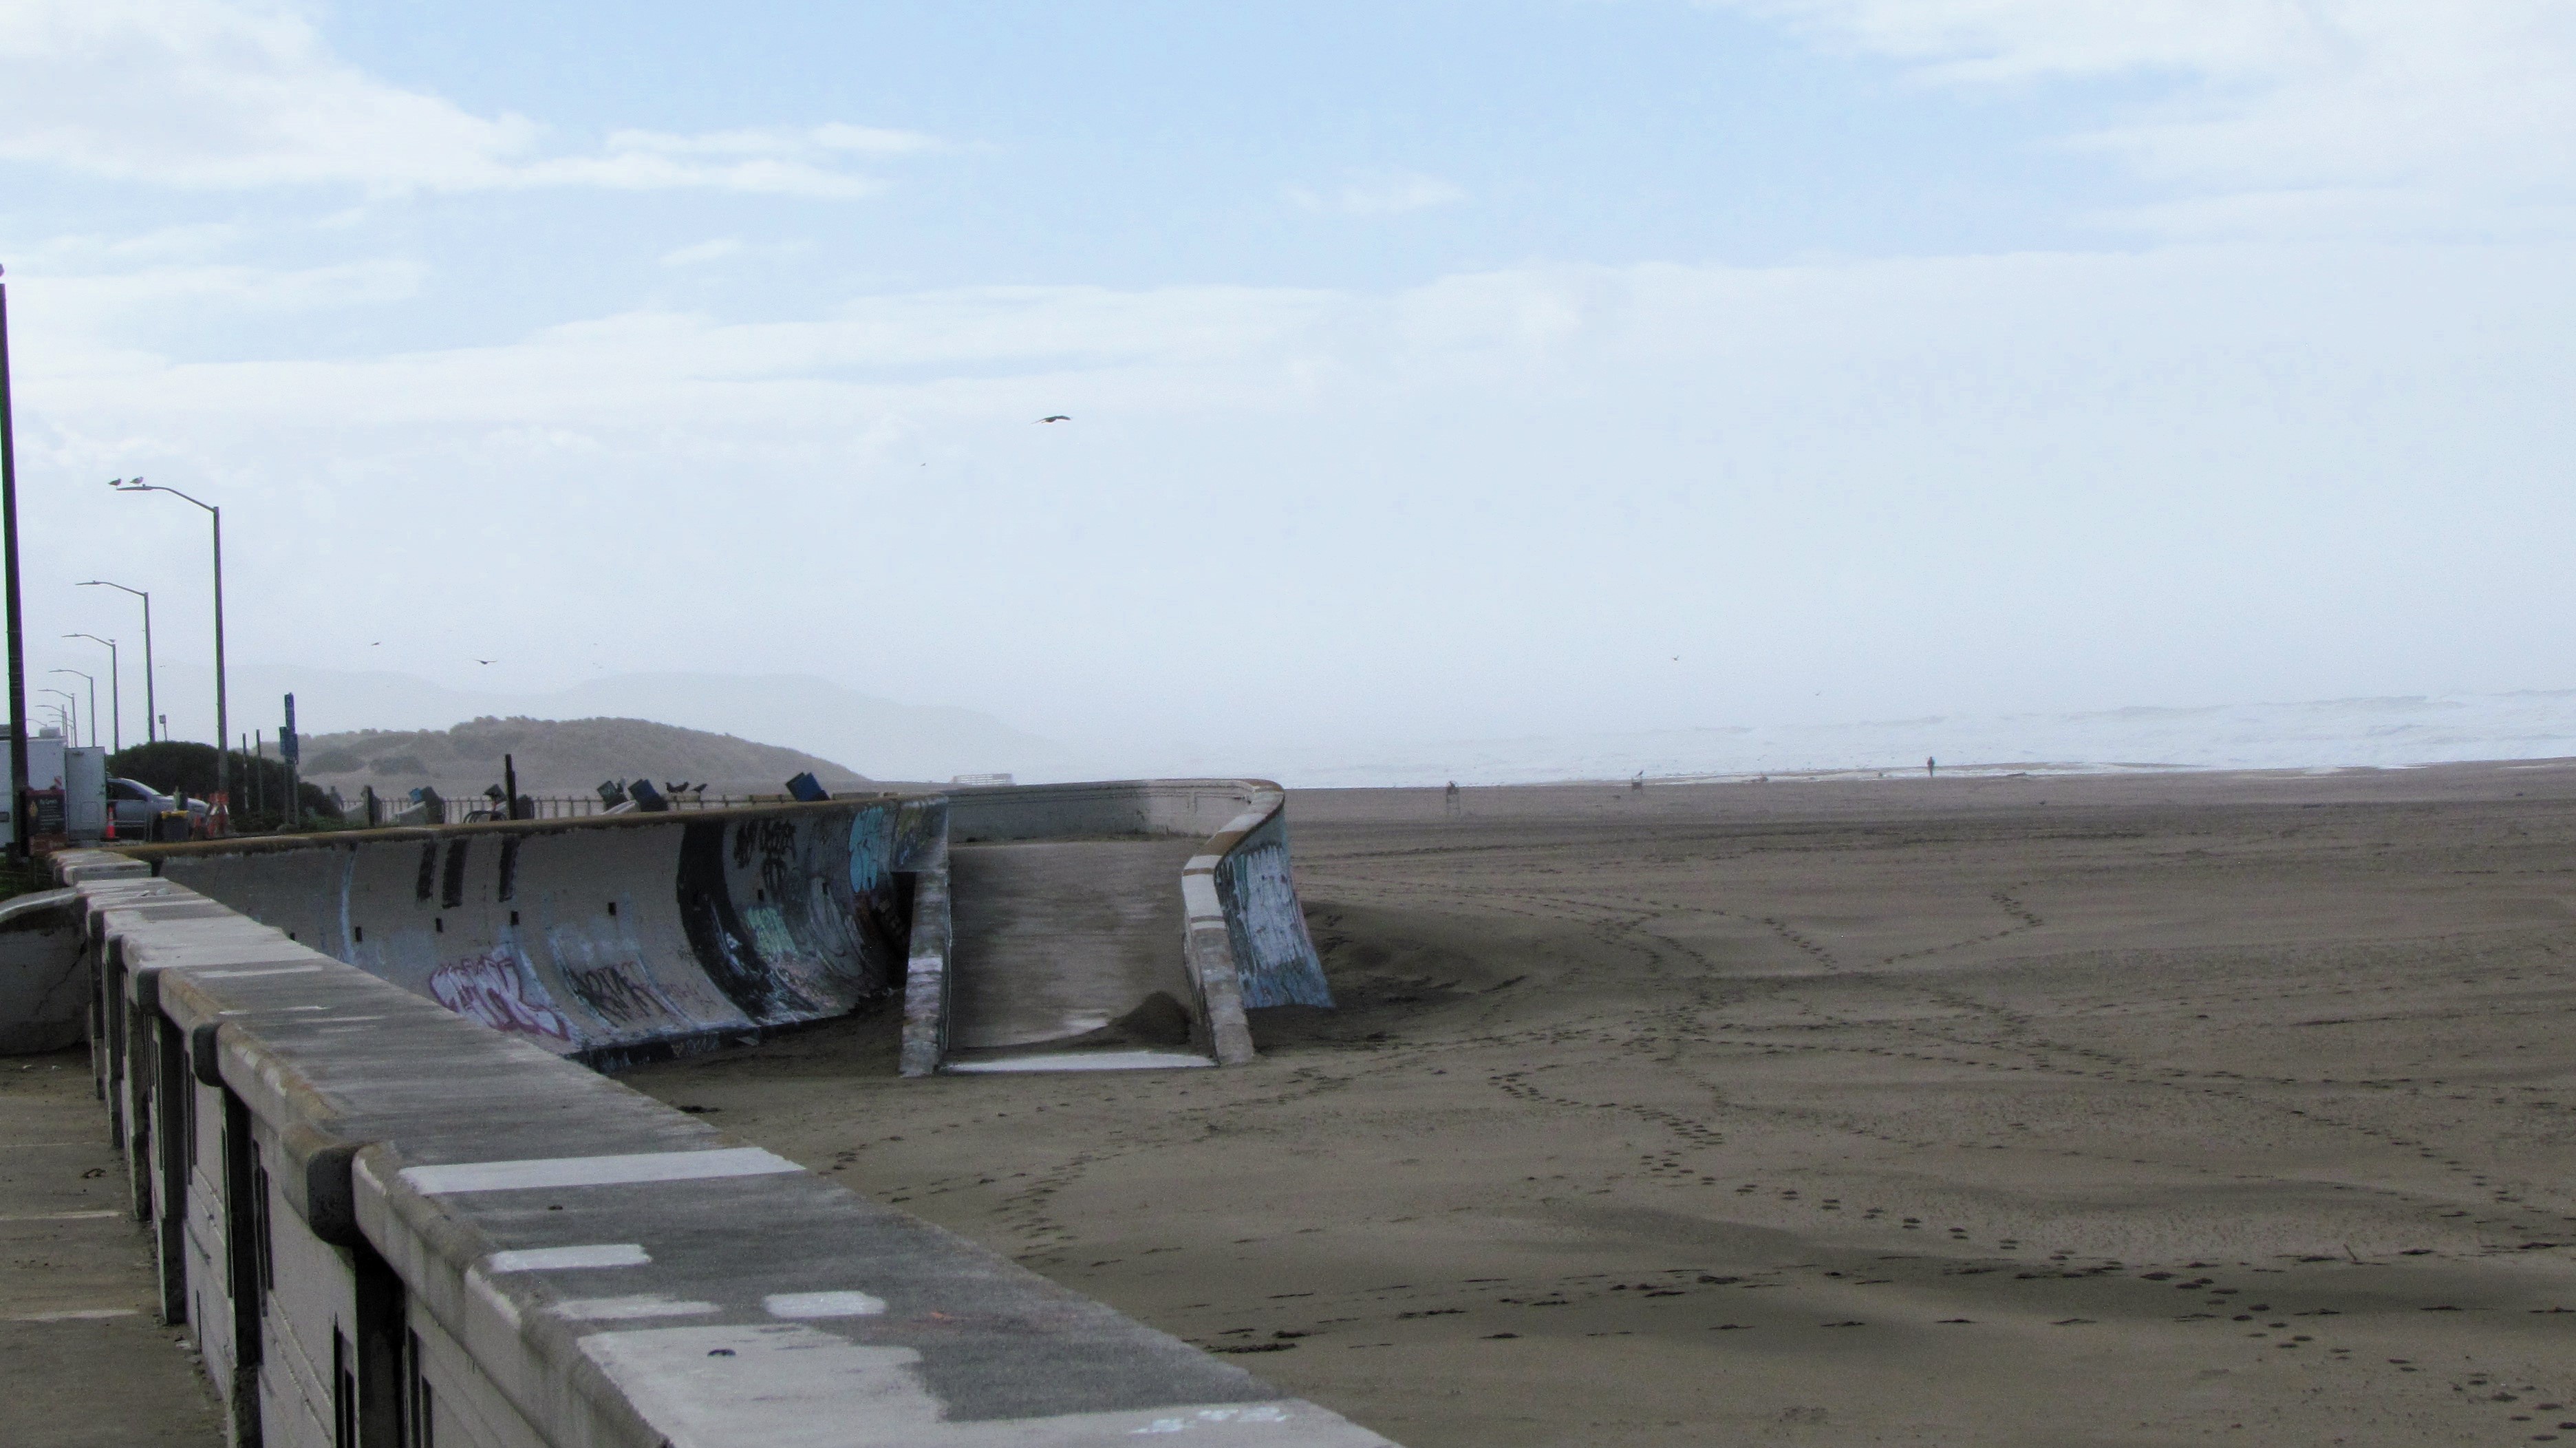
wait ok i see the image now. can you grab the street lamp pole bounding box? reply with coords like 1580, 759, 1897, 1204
63, 636, 117, 754
109, 480, 224, 818
39, 687, 74, 745
78, 583, 153, 743
48, 670, 94, 747
1, 267, 28, 860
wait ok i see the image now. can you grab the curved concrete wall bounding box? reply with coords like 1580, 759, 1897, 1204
129, 798, 946, 1068
61, 853, 1392, 1447
72, 779, 1323, 1078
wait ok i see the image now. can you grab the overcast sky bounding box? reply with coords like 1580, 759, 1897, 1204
4, 1, 2572, 764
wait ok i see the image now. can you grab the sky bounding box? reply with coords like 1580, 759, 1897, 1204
3, 1, 2573, 772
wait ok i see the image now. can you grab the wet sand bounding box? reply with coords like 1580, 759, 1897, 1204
625, 763, 2576, 1446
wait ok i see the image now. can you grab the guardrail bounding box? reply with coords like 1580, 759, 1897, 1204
344, 793, 789, 826
60, 847, 1393, 1447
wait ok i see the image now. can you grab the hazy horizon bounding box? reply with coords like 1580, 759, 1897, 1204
93, 663, 2576, 791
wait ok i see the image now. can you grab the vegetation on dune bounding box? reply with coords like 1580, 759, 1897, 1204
111, 741, 345, 833
294, 715, 870, 795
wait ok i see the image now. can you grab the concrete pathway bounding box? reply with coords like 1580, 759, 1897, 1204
1, 1047, 223, 1447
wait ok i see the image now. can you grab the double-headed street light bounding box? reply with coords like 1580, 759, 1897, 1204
75, 582, 151, 743
47, 668, 94, 747
63, 636, 118, 753
108, 480, 224, 811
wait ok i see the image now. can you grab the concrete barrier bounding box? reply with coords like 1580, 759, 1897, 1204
125, 798, 947, 1069
927, 781, 1329, 1073
63, 851, 1395, 1447
109, 780, 1326, 1078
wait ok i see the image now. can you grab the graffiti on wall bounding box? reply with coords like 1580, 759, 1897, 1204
428, 950, 575, 1043
1219, 824, 1333, 1010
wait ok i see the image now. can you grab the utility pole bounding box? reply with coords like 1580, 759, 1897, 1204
1, 267, 28, 860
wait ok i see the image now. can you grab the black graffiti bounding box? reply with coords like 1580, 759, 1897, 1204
562, 961, 672, 1028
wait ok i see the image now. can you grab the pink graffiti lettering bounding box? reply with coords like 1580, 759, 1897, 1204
427, 951, 574, 1042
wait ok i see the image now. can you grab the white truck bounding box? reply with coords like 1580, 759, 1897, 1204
0, 728, 112, 848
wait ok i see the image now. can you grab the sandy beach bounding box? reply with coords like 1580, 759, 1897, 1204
625, 763, 2576, 1446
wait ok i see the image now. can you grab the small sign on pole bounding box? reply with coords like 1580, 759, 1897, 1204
281, 692, 300, 829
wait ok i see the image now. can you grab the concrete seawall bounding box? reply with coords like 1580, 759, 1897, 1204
60, 849, 1392, 1446
90, 779, 1329, 1078
128, 798, 946, 1069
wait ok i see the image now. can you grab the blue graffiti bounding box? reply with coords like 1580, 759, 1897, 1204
847, 808, 892, 894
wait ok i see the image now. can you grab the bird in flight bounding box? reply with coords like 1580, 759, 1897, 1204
1038, 414, 1070, 423
475, 659, 496, 666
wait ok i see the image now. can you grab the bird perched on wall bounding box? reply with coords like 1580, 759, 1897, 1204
1038, 414, 1070, 423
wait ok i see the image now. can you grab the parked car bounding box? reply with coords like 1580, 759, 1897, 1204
107, 776, 176, 833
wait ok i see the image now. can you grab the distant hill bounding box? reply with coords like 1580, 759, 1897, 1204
292, 716, 872, 800
231, 666, 1071, 783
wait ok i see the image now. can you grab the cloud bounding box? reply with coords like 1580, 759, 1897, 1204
1720, 1, 2576, 235
0, 0, 932, 196
1284, 170, 1468, 217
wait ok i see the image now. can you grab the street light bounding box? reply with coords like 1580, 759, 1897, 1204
39, 686, 74, 744
63, 635, 117, 753
76, 582, 151, 743
109, 479, 225, 815
48, 668, 94, 747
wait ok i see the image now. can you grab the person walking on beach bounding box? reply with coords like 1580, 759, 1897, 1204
1445, 780, 1461, 816
1926, 756, 1938, 778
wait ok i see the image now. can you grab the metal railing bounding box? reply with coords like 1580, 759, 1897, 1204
345, 790, 789, 826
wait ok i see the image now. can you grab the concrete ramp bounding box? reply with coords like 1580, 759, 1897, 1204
908, 780, 1329, 1074
947, 838, 1205, 1058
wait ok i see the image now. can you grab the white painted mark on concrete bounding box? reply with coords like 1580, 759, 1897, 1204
944, 1051, 1214, 1074
195, 966, 325, 979
764, 1291, 884, 1319
1134, 1406, 1295, 1434
553, 1295, 719, 1321
400, 1147, 800, 1194
10, 1308, 139, 1322
584, 1326, 1395, 1445
488, 1244, 651, 1273
0, 1209, 122, 1222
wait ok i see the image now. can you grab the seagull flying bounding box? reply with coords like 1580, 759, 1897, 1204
475, 659, 495, 665
1038, 414, 1070, 423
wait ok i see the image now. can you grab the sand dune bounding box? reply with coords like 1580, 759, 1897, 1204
627, 761, 2576, 1446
